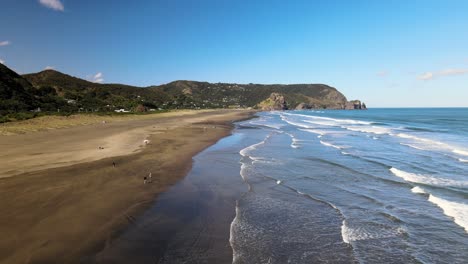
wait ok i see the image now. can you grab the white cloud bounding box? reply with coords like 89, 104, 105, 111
0, 40, 10, 46
45, 66, 55, 70
94, 72, 103, 79
39, 0, 64, 11
91, 72, 104, 83
439, 68, 468, 76
418, 68, 468, 80
0, 59, 4, 64
418, 72, 434, 80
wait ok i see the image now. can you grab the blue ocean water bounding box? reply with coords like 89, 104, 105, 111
230, 108, 468, 263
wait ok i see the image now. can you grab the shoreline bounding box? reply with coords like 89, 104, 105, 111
0, 109, 256, 264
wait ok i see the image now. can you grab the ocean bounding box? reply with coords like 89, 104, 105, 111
229, 108, 468, 263
95, 108, 468, 263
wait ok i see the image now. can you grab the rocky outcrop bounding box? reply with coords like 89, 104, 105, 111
295, 103, 308, 110
295, 99, 367, 110
345, 100, 367, 110
257, 93, 288, 111
295, 102, 324, 110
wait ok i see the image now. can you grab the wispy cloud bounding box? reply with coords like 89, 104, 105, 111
91, 72, 104, 83
0, 59, 4, 64
377, 71, 388, 77
439, 69, 468, 75
39, 0, 64, 11
418, 72, 434, 80
0, 40, 10, 46
44, 66, 55, 70
418, 68, 468, 80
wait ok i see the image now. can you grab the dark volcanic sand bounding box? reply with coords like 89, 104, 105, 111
91, 131, 247, 263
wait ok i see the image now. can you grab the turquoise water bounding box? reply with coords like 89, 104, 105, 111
231, 108, 468, 263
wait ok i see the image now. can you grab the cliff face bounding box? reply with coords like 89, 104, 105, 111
257, 93, 288, 110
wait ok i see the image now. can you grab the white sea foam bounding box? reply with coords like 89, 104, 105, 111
396, 134, 468, 158
400, 143, 425, 151
276, 180, 282, 185
239, 142, 262, 157
240, 163, 248, 181
285, 133, 301, 149
282, 112, 371, 125
390, 167, 468, 187
239, 135, 271, 157
282, 119, 314, 129
428, 194, 468, 233
396, 133, 445, 146
251, 156, 274, 163
453, 149, 468, 157
345, 126, 391, 135
229, 204, 241, 263
320, 140, 342, 149
248, 118, 285, 129
302, 119, 339, 126
341, 220, 350, 244
459, 158, 468, 163
341, 220, 405, 243
411, 186, 426, 194
397, 133, 426, 141
299, 128, 326, 136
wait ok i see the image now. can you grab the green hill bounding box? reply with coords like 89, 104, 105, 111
151, 81, 349, 109
0, 63, 364, 122
23, 70, 170, 111
0, 63, 38, 113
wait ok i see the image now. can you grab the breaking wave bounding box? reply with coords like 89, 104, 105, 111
320, 140, 344, 150
428, 195, 468, 233
411, 186, 427, 194
389, 167, 468, 188
341, 220, 407, 244
345, 126, 392, 135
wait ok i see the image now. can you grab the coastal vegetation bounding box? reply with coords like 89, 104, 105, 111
1, 63, 364, 123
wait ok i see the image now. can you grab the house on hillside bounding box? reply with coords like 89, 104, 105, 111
114, 109, 130, 113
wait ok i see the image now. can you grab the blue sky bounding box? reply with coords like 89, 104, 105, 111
1, 0, 468, 107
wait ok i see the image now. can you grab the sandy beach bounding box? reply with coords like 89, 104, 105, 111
0, 109, 254, 264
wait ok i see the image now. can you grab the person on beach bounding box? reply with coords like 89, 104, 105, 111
143, 176, 147, 184
112, 161, 116, 167
148, 172, 152, 182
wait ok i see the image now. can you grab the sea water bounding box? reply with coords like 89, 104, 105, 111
229, 108, 468, 263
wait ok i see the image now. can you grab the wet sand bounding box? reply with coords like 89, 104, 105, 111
0, 109, 254, 264
91, 134, 248, 263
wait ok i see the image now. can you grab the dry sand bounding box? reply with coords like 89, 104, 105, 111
0, 109, 255, 264
0, 110, 242, 178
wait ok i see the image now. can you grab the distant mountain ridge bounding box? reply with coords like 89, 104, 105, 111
1, 63, 365, 117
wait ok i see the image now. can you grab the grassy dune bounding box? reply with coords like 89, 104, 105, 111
0, 110, 213, 136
